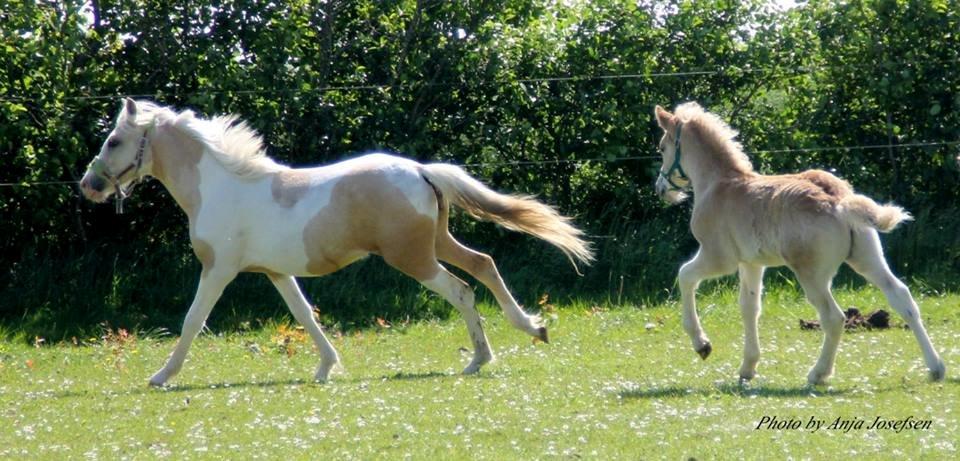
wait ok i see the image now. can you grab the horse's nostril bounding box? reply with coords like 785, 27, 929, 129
88, 175, 106, 192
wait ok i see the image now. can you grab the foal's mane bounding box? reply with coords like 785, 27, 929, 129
127, 101, 283, 179
675, 102, 753, 174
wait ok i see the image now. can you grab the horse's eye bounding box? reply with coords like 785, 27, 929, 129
107, 138, 120, 149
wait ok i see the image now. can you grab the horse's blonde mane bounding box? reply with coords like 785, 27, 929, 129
125, 101, 283, 179
674, 102, 753, 174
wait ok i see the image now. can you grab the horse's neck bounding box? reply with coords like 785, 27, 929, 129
150, 127, 241, 221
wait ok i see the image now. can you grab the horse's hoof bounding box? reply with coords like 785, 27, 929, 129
696, 342, 712, 360
806, 368, 831, 385
537, 326, 549, 344
929, 360, 946, 382
462, 363, 482, 375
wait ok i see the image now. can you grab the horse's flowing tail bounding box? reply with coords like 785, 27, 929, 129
839, 194, 913, 233
418, 163, 595, 271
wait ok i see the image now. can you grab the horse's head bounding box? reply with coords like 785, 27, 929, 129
653, 105, 690, 204
80, 98, 155, 207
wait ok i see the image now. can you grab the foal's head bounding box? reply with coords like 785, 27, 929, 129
653, 105, 690, 204
80, 98, 156, 204
652, 102, 752, 205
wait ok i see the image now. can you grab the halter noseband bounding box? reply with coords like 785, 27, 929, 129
88, 125, 152, 214
659, 122, 690, 192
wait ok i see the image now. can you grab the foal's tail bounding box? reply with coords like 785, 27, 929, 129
839, 194, 913, 233
418, 163, 595, 272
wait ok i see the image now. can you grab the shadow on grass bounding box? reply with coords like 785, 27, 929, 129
379, 370, 456, 381
49, 378, 313, 399
618, 382, 850, 400
50, 369, 487, 400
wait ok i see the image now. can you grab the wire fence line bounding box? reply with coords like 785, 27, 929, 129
2, 59, 958, 187
3, 57, 959, 104
2, 140, 957, 188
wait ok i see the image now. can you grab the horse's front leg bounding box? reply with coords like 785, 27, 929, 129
738, 263, 765, 383
149, 270, 235, 386
678, 248, 735, 360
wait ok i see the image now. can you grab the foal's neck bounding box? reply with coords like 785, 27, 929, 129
687, 150, 751, 197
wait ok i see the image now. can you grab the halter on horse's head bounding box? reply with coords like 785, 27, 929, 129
80, 98, 155, 213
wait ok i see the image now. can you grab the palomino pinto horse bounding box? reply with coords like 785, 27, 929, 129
653, 102, 944, 385
80, 99, 593, 386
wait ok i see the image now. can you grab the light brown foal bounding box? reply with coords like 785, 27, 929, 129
653, 102, 944, 385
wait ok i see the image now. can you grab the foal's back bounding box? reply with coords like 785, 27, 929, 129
697, 168, 862, 269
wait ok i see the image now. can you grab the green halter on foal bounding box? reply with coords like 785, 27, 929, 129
659, 122, 690, 192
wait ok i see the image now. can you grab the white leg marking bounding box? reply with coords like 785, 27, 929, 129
421, 268, 494, 374
149, 271, 234, 386
269, 275, 341, 382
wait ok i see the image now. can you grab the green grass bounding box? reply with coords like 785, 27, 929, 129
1, 286, 958, 459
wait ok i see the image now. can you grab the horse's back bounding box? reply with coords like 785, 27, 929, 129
295, 153, 440, 273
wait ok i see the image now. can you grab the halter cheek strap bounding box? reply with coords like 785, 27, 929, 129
88, 126, 151, 214
659, 122, 690, 192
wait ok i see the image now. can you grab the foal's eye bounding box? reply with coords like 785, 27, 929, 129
107, 138, 121, 149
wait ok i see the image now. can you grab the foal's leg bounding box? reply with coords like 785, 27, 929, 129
268, 274, 341, 382
738, 263, 765, 383
846, 229, 945, 381
794, 271, 845, 385
149, 270, 235, 386
436, 232, 547, 342
678, 248, 736, 359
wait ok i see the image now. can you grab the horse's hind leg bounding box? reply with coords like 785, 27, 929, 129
436, 233, 547, 342
794, 270, 845, 385
419, 266, 494, 374
268, 274, 341, 382
382, 238, 494, 374
846, 229, 945, 381
738, 263, 765, 383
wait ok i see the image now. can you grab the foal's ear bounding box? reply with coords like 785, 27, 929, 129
654, 105, 677, 131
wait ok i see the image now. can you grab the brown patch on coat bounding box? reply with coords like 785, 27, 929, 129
302, 171, 439, 281
150, 126, 204, 220
271, 169, 315, 208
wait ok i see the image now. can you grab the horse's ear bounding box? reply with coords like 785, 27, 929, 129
655, 105, 677, 131
124, 98, 138, 120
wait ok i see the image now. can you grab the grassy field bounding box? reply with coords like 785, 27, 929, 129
1, 286, 958, 460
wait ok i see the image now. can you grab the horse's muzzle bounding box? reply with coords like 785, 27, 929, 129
79, 172, 109, 202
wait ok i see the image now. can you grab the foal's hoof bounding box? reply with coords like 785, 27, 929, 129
696, 342, 712, 360
537, 326, 549, 344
